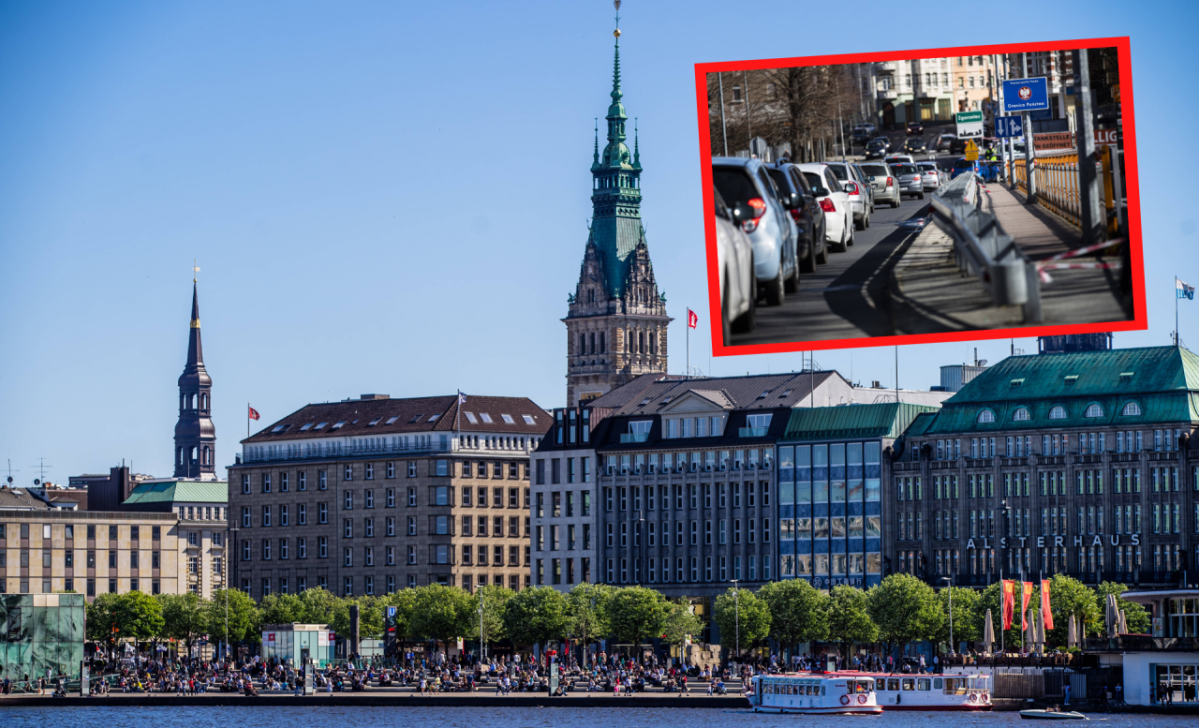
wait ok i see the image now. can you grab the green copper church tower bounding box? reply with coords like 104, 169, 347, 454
564, 5, 670, 407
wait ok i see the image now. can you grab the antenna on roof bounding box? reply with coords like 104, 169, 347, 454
29, 457, 52, 486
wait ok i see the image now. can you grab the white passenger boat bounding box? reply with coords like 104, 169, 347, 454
747, 673, 881, 715
866, 672, 992, 710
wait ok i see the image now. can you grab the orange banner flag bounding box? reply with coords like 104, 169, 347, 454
1021, 582, 1034, 630
1041, 580, 1054, 632
1001, 580, 1016, 630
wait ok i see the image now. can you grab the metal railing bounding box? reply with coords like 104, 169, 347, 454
1013, 146, 1123, 235
928, 173, 1043, 324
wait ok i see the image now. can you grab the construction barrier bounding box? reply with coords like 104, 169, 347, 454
1011, 147, 1121, 233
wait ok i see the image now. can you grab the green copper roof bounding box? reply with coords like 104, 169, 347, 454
783, 402, 941, 441
123, 480, 227, 506
922, 346, 1199, 434
587, 32, 646, 299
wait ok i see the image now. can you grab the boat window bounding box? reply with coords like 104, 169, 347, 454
901, 678, 915, 691
918, 678, 931, 691
934, 678, 943, 690
888, 678, 900, 691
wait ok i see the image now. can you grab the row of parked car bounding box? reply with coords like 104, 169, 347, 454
712, 156, 895, 343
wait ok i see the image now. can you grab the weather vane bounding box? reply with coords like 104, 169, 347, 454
192, 259, 201, 283
614, 0, 621, 37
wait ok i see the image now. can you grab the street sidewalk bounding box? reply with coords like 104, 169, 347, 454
886, 179, 1131, 334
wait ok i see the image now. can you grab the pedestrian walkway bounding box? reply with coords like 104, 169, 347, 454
886, 178, 1132, 334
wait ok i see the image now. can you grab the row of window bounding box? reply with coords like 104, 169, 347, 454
604, 518, 772, 547
533, 523, 592, 552
927, 428, 1181, 461
241, 460, 529, 494
0, 524, 163, 541
784, 552, 882, 577
533, 490, 592, 519
596, 554, 773, 585
0, 549, 165, 570
537, 457, 591, 485
0, 578, 161, 596
779, 516, 883, 541
898, 466, 1196, 501
603, 482, 770, 512
604, 449, 773, 473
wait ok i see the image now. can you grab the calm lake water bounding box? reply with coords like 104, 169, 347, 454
0, 707, 1194, 728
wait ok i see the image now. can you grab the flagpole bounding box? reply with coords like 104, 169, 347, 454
686, 309, 690, 379
1176, 277, 1180, 347
247, 402, 250, 440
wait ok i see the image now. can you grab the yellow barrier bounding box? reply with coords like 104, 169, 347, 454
1010, 150, 1115, 231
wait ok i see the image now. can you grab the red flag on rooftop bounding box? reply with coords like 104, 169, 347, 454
248, 405, 260, 421
687, 309, 698, 329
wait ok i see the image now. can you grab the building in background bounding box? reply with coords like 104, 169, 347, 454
174, 282, 217, 480
889, 346, 1199, 590
0, 593, 85, 680
229, 393, 549, 599
776, 402, 939, 590
121, 479, 227, 598
0, 510, 186, 600
564, 22, 670, 407
530, 405, 597, 592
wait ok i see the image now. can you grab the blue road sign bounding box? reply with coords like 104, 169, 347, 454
1002, 77, 1050, 113
994, 115, 1024, 138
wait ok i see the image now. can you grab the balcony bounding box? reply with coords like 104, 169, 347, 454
877, 88, 898, 101
739, 426, 768, 438
620, 433, 649, 444
876, 61, 898, 74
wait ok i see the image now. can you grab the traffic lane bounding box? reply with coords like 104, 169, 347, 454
728, 196, 933, 346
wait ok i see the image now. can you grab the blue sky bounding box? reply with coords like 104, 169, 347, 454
1, 0, 1195, 482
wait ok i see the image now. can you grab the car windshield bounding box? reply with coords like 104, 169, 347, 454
766, 168, 791, 194
860, 165, 887, 177
712, 167, 759, 207
954, 158, 974, 169
918, 163, 936, 170
824, 165, 848, 180
868, 140, 885, 148
893, 164, 918, 175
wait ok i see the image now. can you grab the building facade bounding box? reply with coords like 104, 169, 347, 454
228, 394, 549, 600
0, 510, 186, 600
530, 406, 598, 591
121, 479, 227, 599
586, 372, 858, 638
175, 282, 217, 480
888, 346, 1199, 589
564, 25, 670, 408
776, 403, 938, 590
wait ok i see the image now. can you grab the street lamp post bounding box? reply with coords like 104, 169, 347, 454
731, 579, 740, 665
941, 576, 954, 655
479, 604, 485, 662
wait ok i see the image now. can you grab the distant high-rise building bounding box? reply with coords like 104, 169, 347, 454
1038, 333, 1113, 354
174, 282, 217, 479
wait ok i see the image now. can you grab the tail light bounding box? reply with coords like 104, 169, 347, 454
886, 177, 894, 187
789, 208, 802, 222
819, 198, 836, 213
846, 184, 860, 196
742, 197, 767, 232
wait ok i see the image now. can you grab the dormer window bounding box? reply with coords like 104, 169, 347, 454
314, 422, 328, 430
331, 421, 346, 430
1119, 372, 1134, 382
1012, 407, 1030, 422
1010, 378, 1025, 387
501, 414, 515, 424
757, 390, 771, 399
1084, 403, 1104, 418
464, 412, 478, 424
385, 416, 399, 425
1064, 375, 1079, 385
428, 414, 440, 423
976, 409, 995, 424
299, 423, 313, 431
368, 418, 381, 427
409, 414, 424, 424
522, 415, 536, 425
1048, 406, 1067, 420
271, 424, 289, 433
479, 413, 493, 424
1121, 402, 1142, 416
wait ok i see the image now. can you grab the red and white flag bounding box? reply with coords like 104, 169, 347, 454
248, 405, 260, 421
687, 309, 698, 329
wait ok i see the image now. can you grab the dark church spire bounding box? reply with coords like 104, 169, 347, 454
174, 270, 216, 479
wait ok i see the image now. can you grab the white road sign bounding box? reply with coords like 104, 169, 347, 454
955, 111, 984, 140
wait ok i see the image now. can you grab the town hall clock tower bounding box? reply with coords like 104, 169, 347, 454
564, 8, 670, 407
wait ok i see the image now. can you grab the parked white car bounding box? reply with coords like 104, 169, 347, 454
796, 163, 854, 252
917, 161, 942, 191
713, 188, 756, 343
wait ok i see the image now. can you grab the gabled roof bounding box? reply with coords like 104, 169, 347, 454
602, 371, 846, 417
923, 346, 1199, 434
783, 402, 940, 441
122, 480, 228, 506
243, 394, 550, 444
0, 487, 53, 511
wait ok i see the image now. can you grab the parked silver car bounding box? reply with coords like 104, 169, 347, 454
917, 161, 942, 191
823, 162, 872, 230
712, 157, 800, 306
713, 188, 755, 343
857, 162, 901, 208
890, 162, 925, 200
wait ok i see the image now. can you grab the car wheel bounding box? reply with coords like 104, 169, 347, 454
764, 258, 785, 306
891, 197, 900, 209
785, 250, 800, 293
918, 191, 925, 200
855, 214, 865, 231
864, 210, 871, 229
816, 234, 829, 264
733, 270, 757, 334
800, 236, 816, 273
847, 220, 855, 247
833, 225, 847, 253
